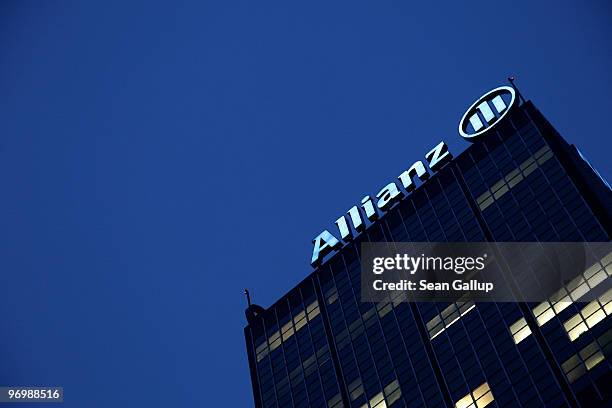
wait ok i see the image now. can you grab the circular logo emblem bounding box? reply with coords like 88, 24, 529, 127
459, 86, 516, 140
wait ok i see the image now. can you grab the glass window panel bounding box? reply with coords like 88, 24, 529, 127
455, 383, 493, 408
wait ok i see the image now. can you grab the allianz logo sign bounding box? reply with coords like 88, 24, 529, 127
311, 85, 518, 267
459, 86, 517, 139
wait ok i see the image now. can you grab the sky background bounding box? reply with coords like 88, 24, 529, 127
0, 1, 610, 407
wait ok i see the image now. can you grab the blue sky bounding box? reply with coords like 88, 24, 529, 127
0, 1, 610, 406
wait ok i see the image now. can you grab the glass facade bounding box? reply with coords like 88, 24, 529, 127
244, 100, 612, 407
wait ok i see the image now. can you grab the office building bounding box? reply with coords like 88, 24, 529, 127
244, 87, 612, 408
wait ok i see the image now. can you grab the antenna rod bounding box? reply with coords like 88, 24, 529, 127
507, 76, 525, 104
244, 289, 252, 307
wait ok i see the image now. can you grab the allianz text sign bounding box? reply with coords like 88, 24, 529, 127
310, 85, 518, 267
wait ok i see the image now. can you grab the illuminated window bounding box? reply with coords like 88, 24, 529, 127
255, 300, 320, 362
563, 288, 612, 341
255, 341, 269, 363
427, 301, 475, 340
268, 331, 281, 352
359, 380, 401, 408
281, 320, 294, 341
383, 380, 402, 406
455, 382, 494, 408
561, 330, 610, 383
294, 310, 307, 331
532, 286, 572, 327
477, 146, 552, 211
307, 301, 321, 320
509, 317, 532, 344
516, 252, 612, 344
365, 392, 385, 408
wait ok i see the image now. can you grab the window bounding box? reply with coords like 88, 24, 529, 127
535, 256, 611, 328
307, 301, 321, 320
455, 382, 494, 408
563, 288, 612, 341
373, 290, 408, 320
377, 302, 393, 319
561, 329, 610, 383
366, 392, 385, 408
326, 287, 339, 305
255, 300, 321, 362
476, 145, 552, 211
359, 379, 401, 408
348, 378, 364, 401
327, 393, 343, 408
509, 317, 532, 344
255, 341, 269, 363
383, 380, 402, 406
427, 301, 475, 340
281, 320, 295, 341
532, 286, 572, 327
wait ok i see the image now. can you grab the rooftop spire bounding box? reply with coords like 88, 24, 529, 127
244, 288, 252, 307
507, 76, 526, 104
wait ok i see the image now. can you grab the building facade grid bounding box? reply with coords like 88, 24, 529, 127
245, 100, 612, 408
